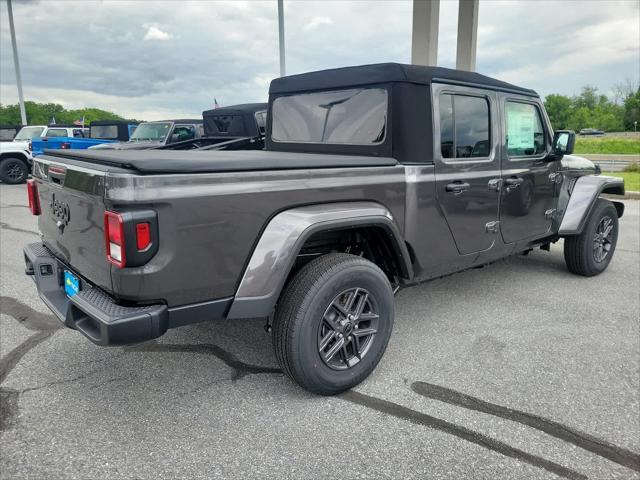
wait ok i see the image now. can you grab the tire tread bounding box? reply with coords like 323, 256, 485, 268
272, 253, 392, 395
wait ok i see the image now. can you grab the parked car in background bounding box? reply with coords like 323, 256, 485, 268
158, 103, 268, 150
0, 124, 23, 142
31, 120, 138, 156
203, 103, 267, 137
0, 124, 87, 183
24, 63, 625, 395
89, 119, 203, 150
8, 125, 86, 152
579, 128, 605, 136
0, 140, 33, 184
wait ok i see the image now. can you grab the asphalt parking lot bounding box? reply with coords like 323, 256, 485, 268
1, 182, 638, 480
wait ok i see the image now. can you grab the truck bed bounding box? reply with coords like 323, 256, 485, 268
41, 149, 397, 174
31, 150, 406, 308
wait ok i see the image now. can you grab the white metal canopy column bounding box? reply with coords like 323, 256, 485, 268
456, 0, 479, 71
411, 0, 479, 72
411, 0, 440, 66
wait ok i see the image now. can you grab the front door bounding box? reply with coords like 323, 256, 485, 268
499, 96, 559, 243
433, 84, 501, 255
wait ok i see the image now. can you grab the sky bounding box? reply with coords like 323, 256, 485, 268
0, 0, 638, 120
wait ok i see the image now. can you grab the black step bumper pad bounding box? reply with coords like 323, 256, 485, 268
23, 242, 168, 345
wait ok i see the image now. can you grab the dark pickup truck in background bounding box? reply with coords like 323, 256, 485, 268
24, 63, 624, 395
89, 119, 204, 150
156, 103, 267, 150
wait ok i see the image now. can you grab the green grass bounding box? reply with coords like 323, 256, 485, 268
602, 171, 640, 191
574, 137, 640, 155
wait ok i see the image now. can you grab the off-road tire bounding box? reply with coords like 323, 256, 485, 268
564, 198, 618, 276
0, 157, 29, 184
272, 253, 394, 395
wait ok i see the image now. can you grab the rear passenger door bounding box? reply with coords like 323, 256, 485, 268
433, 84, 501, 255
499, 95, 558, 243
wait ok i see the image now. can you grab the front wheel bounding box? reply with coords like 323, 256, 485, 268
272, 253, 394, 395
564, 198, 619, 276
0, 157, 29, 184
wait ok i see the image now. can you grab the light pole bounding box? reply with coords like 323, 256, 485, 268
277, 0, 286, 77
7, 0, 27, 125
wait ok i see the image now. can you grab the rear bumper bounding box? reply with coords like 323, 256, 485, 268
24, 243, 231, 346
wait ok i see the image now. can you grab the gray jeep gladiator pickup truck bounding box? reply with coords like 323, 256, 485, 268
24, 63, 624, 395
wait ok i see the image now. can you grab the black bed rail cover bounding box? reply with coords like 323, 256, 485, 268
40, 149, 398, 174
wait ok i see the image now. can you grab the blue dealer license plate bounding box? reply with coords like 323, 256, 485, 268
64, 270, 80, 297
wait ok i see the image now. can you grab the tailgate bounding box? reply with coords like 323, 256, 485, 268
32, 157, 112, 293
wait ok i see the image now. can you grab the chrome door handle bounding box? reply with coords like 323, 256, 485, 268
488, 178, 502, 191
504, 177, 523, 192
549, 172, 562, 183
445, 182, 470, 195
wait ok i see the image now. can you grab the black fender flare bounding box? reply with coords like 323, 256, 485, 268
227, 201, 412, 319
558, 175, 625, 235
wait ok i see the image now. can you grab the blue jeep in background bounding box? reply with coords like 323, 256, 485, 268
31, 120, 137, 156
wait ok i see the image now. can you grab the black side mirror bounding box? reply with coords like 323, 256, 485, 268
552, 130, 575, 156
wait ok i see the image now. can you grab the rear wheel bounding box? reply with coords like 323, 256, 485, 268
564, 198, 618, 276
0, 157, 29, 184
272, 253, 394, 395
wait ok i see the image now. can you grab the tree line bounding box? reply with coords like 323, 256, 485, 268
544, 82, 639, 132
2, 85, 639, 133
0, 101, 128, 126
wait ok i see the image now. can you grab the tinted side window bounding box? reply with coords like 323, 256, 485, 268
210, 115, 244, 135
271, 88, 387, 145
506, 102, 545, 156
171, 125, 196, 143
439, 94, 490, 159
439, 95, 454, 158
46, 129, 68, 138
254, 110, 267, 135
91, 125, 119, 139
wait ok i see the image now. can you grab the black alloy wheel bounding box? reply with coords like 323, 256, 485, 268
318, 287, 379, 370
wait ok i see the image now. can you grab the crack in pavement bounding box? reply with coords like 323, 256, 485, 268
412, 381, 640, 472
0, 222, 39, 236
124, 341, 282, 381
0, 297, 62, 432
0, 388, 19, 432
0, 296, 62, 332
341, 390, 587, 480
0, 204, 29, 209
0, 331, 55, 385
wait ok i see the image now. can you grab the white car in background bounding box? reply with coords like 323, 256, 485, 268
0, 125, 86, 184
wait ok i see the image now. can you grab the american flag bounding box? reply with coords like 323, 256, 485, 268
213, 98, 219, 109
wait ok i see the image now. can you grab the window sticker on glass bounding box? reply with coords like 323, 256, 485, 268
506, 102, 545, 156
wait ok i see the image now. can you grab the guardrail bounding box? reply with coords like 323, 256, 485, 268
581, 154, 639, 172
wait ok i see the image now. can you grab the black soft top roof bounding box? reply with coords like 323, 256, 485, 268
269, 62, 537, 97
90, 120, 138, 126
145, 119, 203, 124
202, 103, 267, 117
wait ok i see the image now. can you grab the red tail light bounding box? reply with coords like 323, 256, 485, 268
104, 211, 126, 267
136, 222, 151, 250
27, 179, 41, 215
60, 142, 71, 149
